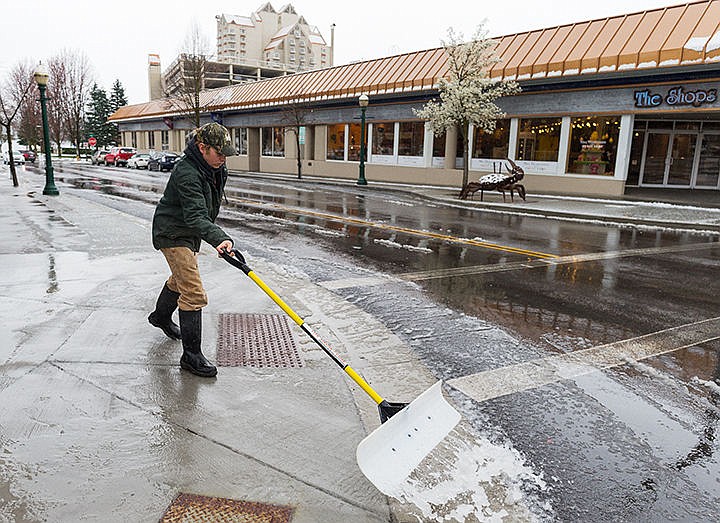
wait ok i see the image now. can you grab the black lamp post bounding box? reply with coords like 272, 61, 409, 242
33, 63, 59, 196
357, 94, 369, 185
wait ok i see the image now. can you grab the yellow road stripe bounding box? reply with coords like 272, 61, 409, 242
399, 241, 720, 281
236, 197, 557, 260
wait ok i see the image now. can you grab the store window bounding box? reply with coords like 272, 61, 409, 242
161, 130, 169, 151
626, 129, 645, 185
261, 127, 284, 157
472, 119, 510, 159
326, 124, 345, 160
348, 123, 367, 161
148, 131, 155, 150
432, 132, 445, 157
398, 122, 424, 157
234, 127, 248, 155
372, 122, 394, 155
567, 116, 620, 176
131, 131, 137, 149
516, 118, 561, 162
696, 134, 720, 187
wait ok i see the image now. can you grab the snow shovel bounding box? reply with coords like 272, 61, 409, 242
220, 249, 461, 487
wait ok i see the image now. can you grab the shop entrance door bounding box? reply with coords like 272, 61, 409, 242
640, 132, 698, 186
695, 133, 720, 189
640, 132, 670, 185
666, 133, 697, 186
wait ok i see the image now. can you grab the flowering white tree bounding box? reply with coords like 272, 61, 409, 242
415, 25, 520, 189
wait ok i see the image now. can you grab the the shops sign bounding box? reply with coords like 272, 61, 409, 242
634, 86, 717, 108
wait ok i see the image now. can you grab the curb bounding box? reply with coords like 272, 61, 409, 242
231, 171, 720, 234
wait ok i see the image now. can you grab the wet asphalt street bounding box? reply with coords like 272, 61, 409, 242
4, 159, 720, 521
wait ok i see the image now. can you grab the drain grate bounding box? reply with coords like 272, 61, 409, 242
217, 313, 303, 368
160, 493, 294, 522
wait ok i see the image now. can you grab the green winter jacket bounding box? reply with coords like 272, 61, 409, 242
152, 142, 231, 252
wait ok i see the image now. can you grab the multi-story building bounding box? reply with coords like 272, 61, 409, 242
153, 3, 332, 99
122, 1, 720, 197
216, 3, 333, 73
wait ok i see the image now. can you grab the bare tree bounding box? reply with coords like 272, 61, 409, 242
0, 61, 35, 187
165, 22, 212, 127
415, 25, 520, 189
56, 50, 93, 158
281, 91, 313, 179
16, 62, 42, 152
47, 57, 68, 157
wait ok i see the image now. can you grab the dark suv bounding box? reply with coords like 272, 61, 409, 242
20, 150, 36, 163
148, 152, 180, 172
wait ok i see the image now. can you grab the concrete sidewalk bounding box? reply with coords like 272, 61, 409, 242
409, 185, 720, 234
0, 174, 437, 522
2, 167, 718, 522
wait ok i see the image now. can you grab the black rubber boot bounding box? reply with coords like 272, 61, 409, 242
178, 309, 217, 378
148, 283, 181, 340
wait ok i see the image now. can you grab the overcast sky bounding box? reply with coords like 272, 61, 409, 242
1, 0, 678, 105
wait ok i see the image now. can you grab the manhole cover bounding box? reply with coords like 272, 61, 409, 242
217, 313, 303, 368
160, 493, 294, 522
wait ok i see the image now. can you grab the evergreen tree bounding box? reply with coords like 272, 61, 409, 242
108, 79, 128, 144
109, 79, 127, 111
85, 83, 114, 147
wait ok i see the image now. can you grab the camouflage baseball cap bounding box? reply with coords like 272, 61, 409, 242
196, 122, 237, 156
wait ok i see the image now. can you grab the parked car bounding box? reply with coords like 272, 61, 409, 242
91, 149, 110, 165
104, 147, 136, 167
3, 151, 25, 165
127, 153, 151, 169
148, 152, 180, 172
20, 150, 36, 163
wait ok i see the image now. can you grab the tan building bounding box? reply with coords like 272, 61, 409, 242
155, 3, 333, 100
118, 1, 720, 197
216, 3, 333, 73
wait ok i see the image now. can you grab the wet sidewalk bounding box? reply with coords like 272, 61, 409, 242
0, 174, 436, 522
2, 166, 719, 522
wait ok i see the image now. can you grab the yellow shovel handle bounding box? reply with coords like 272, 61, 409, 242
246, 270, 385, 406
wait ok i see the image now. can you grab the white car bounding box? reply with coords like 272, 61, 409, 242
126, 153, 151, 169
2, 151, 25, 165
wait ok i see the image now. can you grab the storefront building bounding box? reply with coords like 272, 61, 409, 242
110, 0, 720, 196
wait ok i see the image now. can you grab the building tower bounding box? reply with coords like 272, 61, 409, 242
148, 54, 163, 101
216, 3, 333, 73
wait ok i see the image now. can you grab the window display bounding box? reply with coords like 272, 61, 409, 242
234, 127, 248, 155
472, 119, 510, 159
372, 123, 394, 155
326, 124, 345, 160
516, 118, 561, 162
567, 116, 620, 176
398, 122, 424, 157
348, 123, 366, 161
261, 127, 284, 157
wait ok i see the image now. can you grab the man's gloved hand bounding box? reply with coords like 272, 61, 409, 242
217, 239, 234, 256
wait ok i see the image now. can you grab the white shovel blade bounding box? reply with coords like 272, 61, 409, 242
356, 381, 461, 494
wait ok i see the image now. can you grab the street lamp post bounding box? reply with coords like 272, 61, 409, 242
33, 63, 59, 196
357, 94, 369, 186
